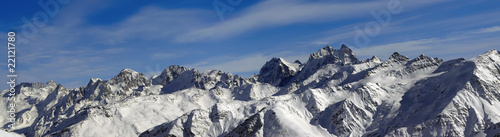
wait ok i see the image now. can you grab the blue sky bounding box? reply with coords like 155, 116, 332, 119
0, 0, 499, 89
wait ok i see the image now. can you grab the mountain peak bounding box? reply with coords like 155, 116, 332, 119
152, 65, 189, 85
258, 57, 298, 86
414, 54, 431, 61
164, 65, 187, 72
473, 49, 500, 63
388, 52, 410, 62
483, 49, 499, 56
339, 44, 354, 55
368, 56, 382, 63
269, 57, 284, 62
314, 45, 335, 57
294, 60, 302, 64
324, 45, 334, 51
109, 68, 149, 88
46, 80, 57, 87
340, 44, 349, 50
308, 44, 359, 65
90, 78, 102, 83
120, 68, 138, 74
487, 49, 498, 53
391, 52, 401, 56
111, 68, 141, 81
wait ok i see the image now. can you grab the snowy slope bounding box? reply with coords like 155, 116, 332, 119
1, 45, 499, 137
0, 129, 24, 137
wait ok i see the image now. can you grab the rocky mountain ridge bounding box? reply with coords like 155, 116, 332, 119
1, 45, 499, 137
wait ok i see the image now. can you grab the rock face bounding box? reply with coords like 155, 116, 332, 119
1, 45, 500, 137
109, 68, 150, 90
258, 57, 301, 87
304, 45, 360, 73
309, 45, 360, 65
152, 65, 188, 85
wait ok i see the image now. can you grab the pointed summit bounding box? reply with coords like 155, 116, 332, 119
481, 49, 499, 57
112, 68, 140, 80
109, 68, 149, 88
371, 55, 381, 60
339, 44, 354, 56
269, 57, 283, 62
258, 57, 298, 86
120, 68, 137, 73
407, 54, 443, 72
340, 44, 352, 52
340, 44, 352, 53
152, 65, 189, 85
46, 80, 57, 87
294, 60, 302, 64
340, 44, 349, 49
486, 49, 499, 54
90, 78, 102, 83
472, 49, 500, 63
296, 45, 360, 81
388, 52, 410, 62
367, 56, 382, 63
312, 45, 335, 58
414, 54, 431, 61
323, 45, 335, 52
308, 45, 359, 65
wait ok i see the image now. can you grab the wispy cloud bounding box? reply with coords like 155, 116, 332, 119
1, 5, 212, 89
473, 26, 500, 34
91, 7, 212, 44
176, 0, 450, 43
1, 0, 497, 90
351, 32, 500, 61
176, 0, 387, 42
300, 7, 500, 59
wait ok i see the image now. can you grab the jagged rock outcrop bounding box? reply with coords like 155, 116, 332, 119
152, 65, 188, 85
108, 69, 150, 90
257, 57, 300, 87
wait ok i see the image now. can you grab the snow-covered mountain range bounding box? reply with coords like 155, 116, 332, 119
1, 45, 500, 137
